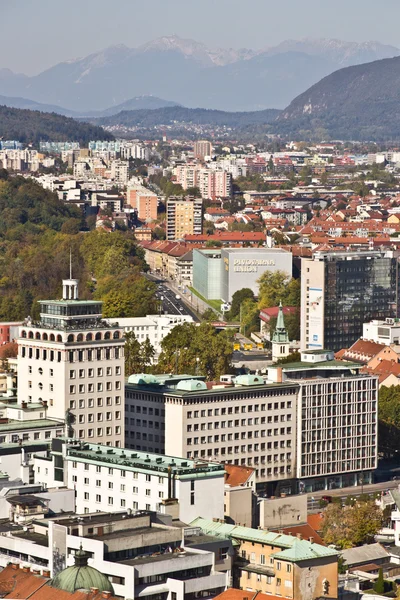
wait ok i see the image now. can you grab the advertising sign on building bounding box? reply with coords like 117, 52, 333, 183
308, 287, 324, 348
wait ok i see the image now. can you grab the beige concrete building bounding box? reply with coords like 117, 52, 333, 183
166, 197, 203, 240
125, 350, 378, 495
17, 278, 125, 447
192, 518, 338, 600
224, 464, 256, 527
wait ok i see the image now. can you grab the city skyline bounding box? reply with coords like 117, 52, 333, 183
1, 0, 400, 74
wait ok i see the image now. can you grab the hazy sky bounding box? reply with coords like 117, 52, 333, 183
2, 0, 400, 75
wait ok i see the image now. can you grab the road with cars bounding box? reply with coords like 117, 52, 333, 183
146, 274, 200, 321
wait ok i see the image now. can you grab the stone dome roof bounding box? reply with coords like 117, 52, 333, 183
50, 547, 114, 594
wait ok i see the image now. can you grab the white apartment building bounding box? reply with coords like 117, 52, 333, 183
125, 351, 378, 495
17, 278, 125, 447
108, 313, 193, 356
35, 438, 225, 524
110, 160, 129, 185
174, 165, 199, 189
363, 318, 400, 345
120, 142, 150, 161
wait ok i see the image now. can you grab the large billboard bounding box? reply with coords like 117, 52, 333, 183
308, 287, 324, 348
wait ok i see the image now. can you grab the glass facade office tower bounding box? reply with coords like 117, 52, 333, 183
301, 250, 400, 352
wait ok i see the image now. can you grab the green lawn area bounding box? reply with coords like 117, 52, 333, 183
188, 287, 221, 312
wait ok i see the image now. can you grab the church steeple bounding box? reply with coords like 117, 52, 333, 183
272, 302, 290, 362
272, 301, 289, 344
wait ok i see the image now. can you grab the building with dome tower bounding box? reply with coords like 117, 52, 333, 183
51, 545, 114, 595
17, 277, 125, 447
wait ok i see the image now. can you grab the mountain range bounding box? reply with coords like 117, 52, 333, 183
0, 36, 398, 113
276, 55, 400, 140
0, 94, 179, 117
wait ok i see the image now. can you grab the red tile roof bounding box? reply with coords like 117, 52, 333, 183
270, 523, 325, 546
224, 464, 255, 487
0, 565, 119, 600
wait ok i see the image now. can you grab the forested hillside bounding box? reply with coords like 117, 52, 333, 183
0, 171, 156, 320
0, 105, 114, 144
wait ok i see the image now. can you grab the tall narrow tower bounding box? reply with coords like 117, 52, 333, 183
17, 278, 125, 447
272, 302, 290, 362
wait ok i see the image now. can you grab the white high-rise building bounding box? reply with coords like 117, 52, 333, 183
17, 278, 125, 447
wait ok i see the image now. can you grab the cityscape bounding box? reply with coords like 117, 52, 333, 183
2, 2, 400, 600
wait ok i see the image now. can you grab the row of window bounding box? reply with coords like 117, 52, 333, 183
126, 418, 163, 429
0, 429, 62, 443
77, 412, 121, 423
187, 415, 292, 431
71, 463, 165, 483
70, 367, 121, 378
76, 426, 121, 438
127, 405, 164, 416
187, 401, 292, 418
70, 397, 121, 409
187, 430, 293, 444
69, 381, 121, 393
67, 348, 122, 363
21, 329, 121, 342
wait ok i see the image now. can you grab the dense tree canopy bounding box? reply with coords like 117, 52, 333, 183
257, 270, 301, 309
378, 385, 400, 457
0, 172, 155, 320
322, 498, 384, 549
155, 322, 234, 380
0, 105, 113, 145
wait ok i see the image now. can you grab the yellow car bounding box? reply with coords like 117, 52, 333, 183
244, 343, 253, 351
233, 343, 241, 351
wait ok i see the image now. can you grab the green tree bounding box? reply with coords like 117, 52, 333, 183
322, 499, 384, 549
155, 322, 233, 380
373, 568, 384, 594
258, 271, 300, 309
227, 288, 255, 321
140, 337, 156, 372
124, 331, 142, 376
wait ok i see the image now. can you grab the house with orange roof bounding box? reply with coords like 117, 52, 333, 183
335, 338, 398, 365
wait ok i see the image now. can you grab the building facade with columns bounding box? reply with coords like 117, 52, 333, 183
17, 278, 125, 447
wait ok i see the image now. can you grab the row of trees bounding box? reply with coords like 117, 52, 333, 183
124, 322, 234, 381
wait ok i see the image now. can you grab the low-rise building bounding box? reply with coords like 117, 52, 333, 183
108, 313, 193, 357
191, 518, 338, 600
224, 464, 256, 527
34, 438, 225, 523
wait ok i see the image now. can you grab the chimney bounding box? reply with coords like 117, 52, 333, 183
41, 400, 48, 408
11, 564, 19, 570
102, 592, 112, 599
90, 588, 99, 594
296, 533, 303, 540
21, 401, 27, 409
22, 566, 30, 573
42, 569, 50, 578
279, 529, 284, 534
309, 537, 314, 544
276, 367, 283, 383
